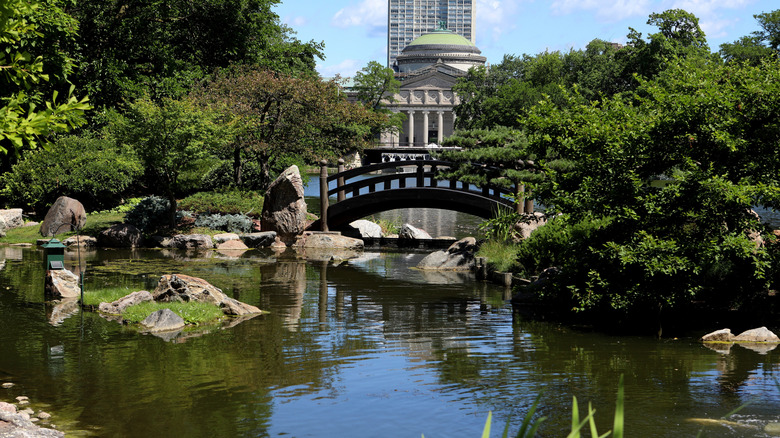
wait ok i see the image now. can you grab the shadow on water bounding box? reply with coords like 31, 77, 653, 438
0, 246, 779, 437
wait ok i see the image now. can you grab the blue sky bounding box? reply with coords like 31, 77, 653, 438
274, 0, 779, 78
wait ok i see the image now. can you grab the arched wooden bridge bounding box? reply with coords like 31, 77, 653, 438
310, 159, 532, 232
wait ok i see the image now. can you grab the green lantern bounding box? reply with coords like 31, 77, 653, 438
42, 238, 66, 270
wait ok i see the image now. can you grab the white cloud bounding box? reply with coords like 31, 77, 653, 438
317, 59, 364, 79
476, 0, 525, 42
550, 0, 652, 22
332, 0, 386, 29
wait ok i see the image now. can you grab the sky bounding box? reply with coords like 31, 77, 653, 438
274, 0, 779, 79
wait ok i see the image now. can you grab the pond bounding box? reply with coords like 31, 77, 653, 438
1, 246, 779, 437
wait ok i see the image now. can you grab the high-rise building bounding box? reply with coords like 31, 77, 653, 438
387, 0, 475, 70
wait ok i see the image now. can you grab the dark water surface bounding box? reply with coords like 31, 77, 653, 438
1, 246, 780, 437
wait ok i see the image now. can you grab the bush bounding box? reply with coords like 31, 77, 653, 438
178, 190, 263, 216
124, 196, 172, 232
194, 213, 253, 233
0, 135, 143, 215
200, 160, 269, 191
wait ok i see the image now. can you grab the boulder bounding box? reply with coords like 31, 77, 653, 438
701, 328, 734, 343
170, 234, 214, 250
217, 239, 248, 250
346, 220, 383, 239
514, 212, 548, 240
63, 235, 97, 247
0, 404, 63, 437
734, 327, 780, 343
399, 223, 431, 240
44, 269, 80, 300
141, 309, 186, 333
240, 231, 277, 248
152, 274, 263, 316
98, 290, 154, 314
299, 232, 364, 251
417, 237, 477, 271
261, 165, 307, 243
213, 233, 240, 244
0, 208, 23, 233
39, 196, 86, 237
98, 223, 142, 248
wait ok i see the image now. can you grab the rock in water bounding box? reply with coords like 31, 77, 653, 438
734, 327, 780, 343
261, 165, 307, 244
98, 223, 142, 248
399, 223, 431, 240
44, 269, 81, 300
39, 196, 86, 237
701, 328, 734, 343
141, 309, 186, 332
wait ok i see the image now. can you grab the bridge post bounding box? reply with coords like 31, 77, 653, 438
515, 183, 525, 214
337, 158, 345, 202
524, 187, 534, 214
416, 162, 424, 187
320, 160, 329, 231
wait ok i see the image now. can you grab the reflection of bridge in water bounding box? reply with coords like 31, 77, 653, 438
310, 159, 527, 232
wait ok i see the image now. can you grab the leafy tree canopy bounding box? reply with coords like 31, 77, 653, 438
0, 0, 90, 159
69, 0, 325, 109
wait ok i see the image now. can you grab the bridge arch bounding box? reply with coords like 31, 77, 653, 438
311, 160, 526, 232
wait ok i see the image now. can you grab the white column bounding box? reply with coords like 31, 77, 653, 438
422, 111, 429, 146
437, 111, 444, 143
407, 110, 415, 146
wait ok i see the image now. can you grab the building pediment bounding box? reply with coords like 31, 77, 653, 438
400, 70, 459, 91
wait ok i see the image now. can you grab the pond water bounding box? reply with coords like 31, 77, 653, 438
1, 246, 779, 437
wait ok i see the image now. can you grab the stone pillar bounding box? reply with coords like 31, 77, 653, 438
422, 111, 429, 146
407, 110, 415, 146
437, 111, 444, 143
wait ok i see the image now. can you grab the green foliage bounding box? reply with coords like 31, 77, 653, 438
720, 10, 780, 64
0, 135, 142, 215
179, 190, 264, 216
194, 213, 253, 234
476, 240, 521, 273
0, 0, 90, 158
122, 302, 224, 325
70, 0, 324, 110
124, 196, 172, 232
192, 66, 386, 188
516, 57, 780, 314
200, 160, 270, 191
109, 96, 230, 227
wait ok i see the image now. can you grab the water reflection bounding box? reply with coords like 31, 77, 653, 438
0, 247, 779, 437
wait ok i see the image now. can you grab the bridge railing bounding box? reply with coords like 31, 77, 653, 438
317, 159, 519, 231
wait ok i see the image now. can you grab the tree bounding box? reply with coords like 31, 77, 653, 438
110, 97, 229, 227
352, 61, 405, 139
69, 0, 324, 110
192, 67, 386, 188
0, 0, 90, 161
720, 10, 780, 64
518, 57, 780, 315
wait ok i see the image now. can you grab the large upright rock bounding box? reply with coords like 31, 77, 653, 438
39, 196, 86, 237
261, 165, 307, 243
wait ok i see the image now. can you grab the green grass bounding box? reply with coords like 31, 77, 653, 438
0, 211, 125, 245
370, 216, 400, 235
476, 240, 521, 273
122, 301, 224, 325
82, 286, 139, 307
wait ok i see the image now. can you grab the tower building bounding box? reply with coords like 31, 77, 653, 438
387, 0, 475, 70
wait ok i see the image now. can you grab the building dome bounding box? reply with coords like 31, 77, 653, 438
395, 29, 486, 74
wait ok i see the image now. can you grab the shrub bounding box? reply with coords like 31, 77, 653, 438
0, 135, 143, 215
200, 160, 269, 191
124, 196, 172, 232
194, 213, 253, 233
178, 190, 263, 216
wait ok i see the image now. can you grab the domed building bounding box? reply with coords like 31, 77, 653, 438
381, 28, 486, 147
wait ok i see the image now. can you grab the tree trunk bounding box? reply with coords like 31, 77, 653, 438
167, 193, 177, 230
233, 147, 243, 187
